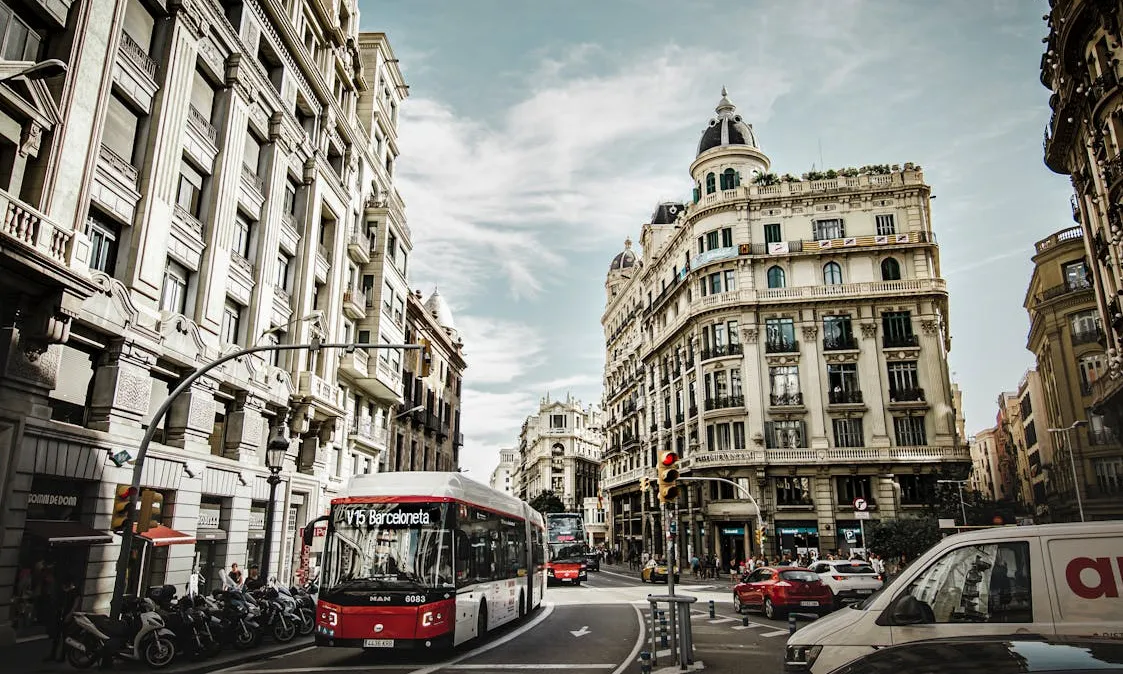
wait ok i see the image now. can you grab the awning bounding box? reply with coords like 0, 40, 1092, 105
195, 529, 227, 542
24, 520, 112, 546
139, 525, 196, 547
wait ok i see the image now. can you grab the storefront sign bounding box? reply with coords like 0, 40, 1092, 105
778, 526, 818, 535
249, 508, 266, 531
198, 505, 221, 529
28, 493, 78, 507
720, 527, 745, 536
689, 450, 756, 466
27, 477, 85, 521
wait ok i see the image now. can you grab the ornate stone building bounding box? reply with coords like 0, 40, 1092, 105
0, 0, 415, 640
600, 90, 970, 564
387, 288, 466, 472
513, 394, 603, 512
490, 448, 518, 496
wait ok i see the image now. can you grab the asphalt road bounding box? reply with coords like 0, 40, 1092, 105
213, 568, 792, 674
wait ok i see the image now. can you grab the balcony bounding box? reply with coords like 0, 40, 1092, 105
662, 418, 671, 429
888, 387, 926, 407
1037, 278, 1093, 305
823, 335, 858, 351
454, 433, 464, 448
184, 105, 219, 171
339, 347, 370, 379
314, 244, 330, 283
1071, 328, 1103, 346
298, 372, 343, 414
92, 144, 140, 223
828, 389, 864, 406
114, 30, 159, 112
1088, 428, 1119, 446
769, 392, 804, 407
425, 411, 441, 435
676, 445, 971, 471
650, 423, 658, 433
348, 226, 372, 264
271, 286, 291, 327
675, 413, 684, 425
241, 163, 265, 196
701, 343, 744, 361
1034, 225, 1083, 254
705, 395, 745, 412
882, 333, 919, 348
226, 253, 254, 305
689, 405, 698, 417
765, 339, 799, 354
349, 419, 389, 451
342, 287, 366, 319
757, 278, 946, 304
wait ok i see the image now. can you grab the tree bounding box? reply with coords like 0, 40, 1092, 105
528, 490, 566, 514
926, 467, 1024, 526
865, 517, 941, 564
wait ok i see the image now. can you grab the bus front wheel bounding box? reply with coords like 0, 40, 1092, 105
477, 602, 488, 640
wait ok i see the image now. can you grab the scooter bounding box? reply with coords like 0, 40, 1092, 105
63, 596, 176, 669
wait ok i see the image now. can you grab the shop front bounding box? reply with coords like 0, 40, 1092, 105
12, 477, 110, 636
834, 520, 867, 558
246, 504, 267, 570
716, 524, 747, 566
776, 521, 820, 559
194, 501, 227, 594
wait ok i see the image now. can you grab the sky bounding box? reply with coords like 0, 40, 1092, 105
358, 0, 1073, 482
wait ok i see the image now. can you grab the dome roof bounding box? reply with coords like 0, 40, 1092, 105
697, 87, 758, 157
423, 288, 456, 331
609, 238, 637, 272
650, 202, 685, 225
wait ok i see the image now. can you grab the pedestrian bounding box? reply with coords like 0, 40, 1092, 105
229, 562, 244, 587
244, 564, 266, 590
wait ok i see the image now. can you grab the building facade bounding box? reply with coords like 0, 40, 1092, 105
386, 288, 465, 472
0, 0, 415, 642
600, 91, 970, 565
968, 428, 1000, 498
1041, 1, 1123, 445
513, 394, 603, 512
1024, 226, 1122, 520
490, 448, 517, 495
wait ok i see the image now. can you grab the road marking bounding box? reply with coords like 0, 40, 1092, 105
272, 645, 316, 658
409, 602, 556, 674
570, 625, 591, 637
598, 568, 641, 582
730, 624, 757, 630
446, 666, 616, 670
228, 668, 412, 673
611, 603, 647, 674
761, 629, 790, 638
707, 617, 736, 624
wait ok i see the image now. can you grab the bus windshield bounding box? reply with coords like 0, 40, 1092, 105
549, 543, 586, 564
323, 502, 454, 593
547, 514, 584, 543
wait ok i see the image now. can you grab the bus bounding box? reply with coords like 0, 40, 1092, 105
545, 512, 587, 585
307, 472, 546, 650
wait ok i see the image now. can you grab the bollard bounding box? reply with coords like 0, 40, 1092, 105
660, 612, 669, 647
788, 612, 797, 635
742, 614, 749, 627
708, 599, 715, 619
639, 650, 652, 674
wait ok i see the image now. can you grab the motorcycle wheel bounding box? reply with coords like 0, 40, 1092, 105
64, 636, 98, 670
297, 609, 315, 637
143, 635, 176, 669
233, 624, 257, 650
202, 633, 223, 658
272, 618, 296, 643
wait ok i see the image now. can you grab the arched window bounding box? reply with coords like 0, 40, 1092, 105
767, 266, 786, 288
823, 261, 843, 285
881, 257, 901, 281
705, 172, 716, 194
720, 168, 737, 190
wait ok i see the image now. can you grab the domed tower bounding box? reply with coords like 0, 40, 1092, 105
689, 88, 771, 201
605, 238, 638, 301
423, 288, 459, 342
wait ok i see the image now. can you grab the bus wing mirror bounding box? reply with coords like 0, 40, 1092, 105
302, 515, 329, 547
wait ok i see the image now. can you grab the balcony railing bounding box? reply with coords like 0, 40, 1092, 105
1088, 428, 1119, 446
1038, 278, 1093, 303
186, 105, 218, 143
701, 343, 744, 360
705, 395, 745, 411
689, 405, 698, 417
349, 226, 371, 253
1071, 328, 1103, 346
1, 189, 73, 265
888, 387, 925, 403
662, 419, 671, 429
823, 335, 857, 351
765, 339, 799, 354
241, 164, 265, 194
882, 333, 919, 348
675, 413, 684, 424
770, 392, 803, 406
828, 389, 864, 405
118, 30, 158, 78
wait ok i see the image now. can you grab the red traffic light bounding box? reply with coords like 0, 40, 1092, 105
661, 452, 678, 466
117, 485, 137, 499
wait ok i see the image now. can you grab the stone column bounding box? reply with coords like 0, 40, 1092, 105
223, 393, 266, 461
87, 339, 155, 436
164, 476, 202, 591
165, 380, 216, 450
917, 313, 953, 443
801, 320, 828, 449
813, 472, 838, 553
857, 318, 890, 447
739, 324, 764, 446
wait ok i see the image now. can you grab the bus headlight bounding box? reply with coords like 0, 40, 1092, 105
320, 609, 338, 626
785, 644, 822, 669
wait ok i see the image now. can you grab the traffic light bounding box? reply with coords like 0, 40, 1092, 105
137, 489, 163, 533
112, 484, 138, 532
754, 527, 762, 548
417, 338, 432, 378
656, 450, 680, 504
639, 476, 650, 493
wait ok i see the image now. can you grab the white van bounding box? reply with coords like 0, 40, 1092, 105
785, 521, 1123, 674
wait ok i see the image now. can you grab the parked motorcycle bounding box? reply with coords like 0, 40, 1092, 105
63, 596, 176, 669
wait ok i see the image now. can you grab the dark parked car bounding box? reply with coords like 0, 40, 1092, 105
584, 551, 600, 571
824, 636, 1123, 674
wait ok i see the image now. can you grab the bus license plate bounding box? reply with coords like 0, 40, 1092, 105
800, 601, 820, 607
364, 639, 394, 648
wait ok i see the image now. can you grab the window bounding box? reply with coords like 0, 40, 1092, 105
832, 418, 864, 448
276, 254, 291, 290
900, 542, 1032, 624
764, 223, 781, 244
0, 3, 45, 61
243, 132, 262, 177
706, 423, 732, 451
881, 257, 901, 281
882, 311, 915, 346
705, 172, 716, 194
392, 296, 404, 325
86, 212, 119, 275
706, 230, 719, 250
1079, 353, 1106, 393
708, 272, 721, 294
221, 299, 242, 344
722, 227, 733, 248
176, 160, 205, 218
723, 269, 737, 291
775, 477, 812, 506
765, 420, 805, 449
813, 218, 844, 240
233, 213, 252, 259
875, 214, 895, 235
1070, 309, 1100, 338
823, 315, 854, 349
765, 318, 796, 351
358, 329, 371, 346
767, 266, 786, 288
894, 416, 927, 445
386, 231, 398, 262
719, 168, 739, 190
160, 260, 190, 314
550, 414, 567, 429
103, 94, 142, 164
190, 68, 216, 123
1093, 457, 1122, 494
769, 365, 800, 401
887, 361, 920, 394
898, 475, 935, 505
827, 364, 860, 402
823, 261, 843, 285
283, 179, 298, 216
1063, 259, 1090, 290
382, 281, 394, 314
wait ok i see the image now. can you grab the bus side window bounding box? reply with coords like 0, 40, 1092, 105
454, 529, 471, 586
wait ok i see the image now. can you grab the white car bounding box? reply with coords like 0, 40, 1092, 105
808, 559, 883, 607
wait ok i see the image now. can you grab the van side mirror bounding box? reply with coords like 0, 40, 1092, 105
890, 594, 932, 625
301, 515, 329, 547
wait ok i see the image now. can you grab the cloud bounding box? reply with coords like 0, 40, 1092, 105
456, 315, 546, 385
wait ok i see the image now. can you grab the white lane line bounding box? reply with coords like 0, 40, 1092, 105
761, 629, 790, 638
272, 645, 316, 658
446, 666, 616, 670
228, 668, 410, 673
707, 617, 736, 624
610, 603, 648, 674
730, 624, 757, 630
409, 602, 556, 674
598, 569, 641, 582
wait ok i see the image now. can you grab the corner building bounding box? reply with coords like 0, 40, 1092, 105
0, 0, 416, 639
600, 92, 969, 564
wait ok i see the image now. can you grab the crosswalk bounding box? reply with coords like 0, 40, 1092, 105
687, 609, 790, 638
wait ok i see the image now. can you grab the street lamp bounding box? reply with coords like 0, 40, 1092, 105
260, 421, 290, 583
1046, 420, 1088, 523
937, 478, 969, 527
395, 404, 424, 419
0, 58, 67, 82
256, 310, 324, 345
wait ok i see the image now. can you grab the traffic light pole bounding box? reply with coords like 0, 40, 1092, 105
108, 340, 420, 619
661, 500, 678, 664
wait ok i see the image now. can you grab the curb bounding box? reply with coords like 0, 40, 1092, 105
171, 639, 314, 674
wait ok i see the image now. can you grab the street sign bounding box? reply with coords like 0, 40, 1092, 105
853, 497, 868, 512
670, 520, 678, 533
854, 511, 871, 520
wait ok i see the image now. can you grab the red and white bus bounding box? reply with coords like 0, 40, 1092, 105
545, 512, 587, 585
308, 472, 546, 650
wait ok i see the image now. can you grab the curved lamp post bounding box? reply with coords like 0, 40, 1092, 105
260, 423, 291, 582
1046, 420, 1088, 523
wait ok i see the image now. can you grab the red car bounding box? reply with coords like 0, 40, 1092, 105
732, 566, 834, 619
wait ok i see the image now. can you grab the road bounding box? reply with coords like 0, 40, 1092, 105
214, 567, 791, 674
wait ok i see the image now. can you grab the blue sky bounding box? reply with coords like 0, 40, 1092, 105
359, 0, 1072, 480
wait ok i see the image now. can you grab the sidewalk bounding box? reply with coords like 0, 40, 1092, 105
0, 634, 313, 674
